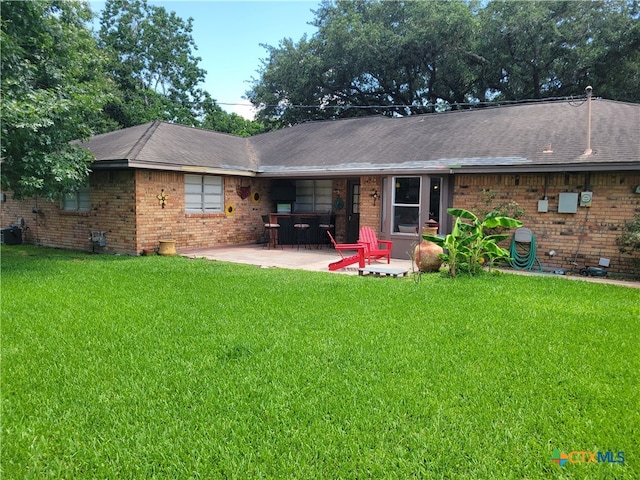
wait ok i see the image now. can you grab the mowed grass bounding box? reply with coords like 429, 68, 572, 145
1, 246, 638, 479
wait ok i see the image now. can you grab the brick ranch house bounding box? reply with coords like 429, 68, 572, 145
2, 97, 639, 273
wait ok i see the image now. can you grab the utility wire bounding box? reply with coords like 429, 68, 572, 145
215, 95, 591, 110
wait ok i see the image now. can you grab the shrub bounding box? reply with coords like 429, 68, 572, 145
423, 208, 522, 277
616, 215, 640, 255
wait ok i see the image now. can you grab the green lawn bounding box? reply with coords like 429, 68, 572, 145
1, 246, 638, 479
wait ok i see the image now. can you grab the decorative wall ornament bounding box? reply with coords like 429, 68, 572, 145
225, 203, 235, 215
236, 180, 251, 199
157, 189, 169, 208
251, 191, 262, 204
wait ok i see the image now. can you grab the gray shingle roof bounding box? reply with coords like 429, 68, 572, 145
83, 121, 257, 174
251, 99, 639, 175
86, 99, 639, 176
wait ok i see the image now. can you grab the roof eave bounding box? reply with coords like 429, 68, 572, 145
449, 162, 640, 174
257, 161, 640, 177
91, 159, 257, 177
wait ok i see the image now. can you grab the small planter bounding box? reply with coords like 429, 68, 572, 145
158, 239, 177, 256
142, 248, 156, 256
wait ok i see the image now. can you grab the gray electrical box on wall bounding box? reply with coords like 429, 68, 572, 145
580, 191, 593, 207
537, 200, 549, 212
558, 192, 579, 213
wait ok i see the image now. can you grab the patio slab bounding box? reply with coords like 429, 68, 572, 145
179, 244, 415, 275
178, 244, 640, 288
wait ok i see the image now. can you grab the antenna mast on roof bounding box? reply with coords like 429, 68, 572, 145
584, 86, 593, 156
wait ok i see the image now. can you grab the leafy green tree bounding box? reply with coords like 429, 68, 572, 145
578, 0, 640, 102
248, 0, 479, 125
1, 0, 112, 199
97, 0, 208, 127
249, 0, 639, 125
475, 0, 640, 101
201, 99, 266, 137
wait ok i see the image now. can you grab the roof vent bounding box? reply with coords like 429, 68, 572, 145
584, 86, 593, 156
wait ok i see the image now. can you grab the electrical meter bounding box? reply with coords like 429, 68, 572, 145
580, 191, 593, 207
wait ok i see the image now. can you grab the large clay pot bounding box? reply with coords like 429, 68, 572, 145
414, 226, 443, 272
158, 239, 177, 256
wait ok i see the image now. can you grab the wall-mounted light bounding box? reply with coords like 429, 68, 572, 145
370, 190, 380, 206
333, 188, 341, 195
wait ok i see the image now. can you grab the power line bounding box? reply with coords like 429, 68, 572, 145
216, 95, 590, 111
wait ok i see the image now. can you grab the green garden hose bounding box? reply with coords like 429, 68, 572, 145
509, 229, 543, 271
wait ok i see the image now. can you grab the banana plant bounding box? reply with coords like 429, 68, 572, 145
423, 208, 523, 277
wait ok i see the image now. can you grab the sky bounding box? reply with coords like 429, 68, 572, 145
90, 1, 320, 119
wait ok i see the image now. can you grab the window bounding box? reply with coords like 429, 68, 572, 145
61, 186, 90, 211
351, 184, 360, 214
294, 179, 332, 212
392, 176, 421, 233
185, 174, 223, 213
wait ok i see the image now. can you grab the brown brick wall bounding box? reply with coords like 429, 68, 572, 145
0, 170, 136, 253
0, 170, 275, 255
359, 176, 382, 231
135, 170, 275, 253
4, 170, 639, 274
453, 172, 640, 273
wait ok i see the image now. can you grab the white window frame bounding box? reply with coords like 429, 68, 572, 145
185, 174, 223, 213
392, 176, 421, 234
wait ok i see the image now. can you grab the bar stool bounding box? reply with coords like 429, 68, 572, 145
318, 214, 334, 248
292, 215, 310, 249
261, 215, 280, 249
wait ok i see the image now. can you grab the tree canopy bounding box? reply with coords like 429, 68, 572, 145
1, 0, 112, 199
1, 0, 264, 198
96, 0, 265, 134
97, 0, 208, 127
248, 0, 640, 126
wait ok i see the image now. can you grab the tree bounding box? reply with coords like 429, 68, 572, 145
248, 0, 479, 125
97, 0, 208, 128
248, 0, 640, 126
470, 0, 640, 102
1, 0, 112, 199
200, 99, 266, 137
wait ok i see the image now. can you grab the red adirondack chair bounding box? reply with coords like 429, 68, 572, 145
326, 232, 366, 271
358, 226, 393, 265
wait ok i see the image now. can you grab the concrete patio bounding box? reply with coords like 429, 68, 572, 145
178, 244, 640, 288
179, 244, 415, 275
